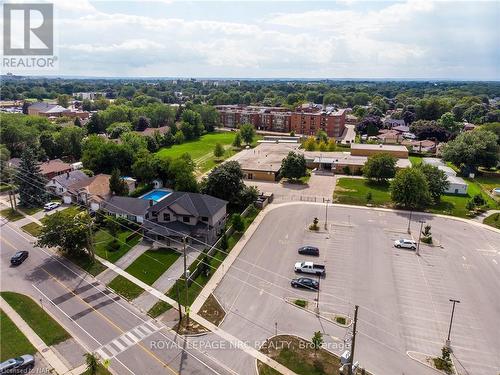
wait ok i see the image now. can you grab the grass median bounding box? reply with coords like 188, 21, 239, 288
0, 291, 70, 346
0, 208, 24, 221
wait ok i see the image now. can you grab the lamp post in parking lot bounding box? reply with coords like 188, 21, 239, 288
324, 198, 330, 230
416, 219, 425, 256
445, 299, 460, 349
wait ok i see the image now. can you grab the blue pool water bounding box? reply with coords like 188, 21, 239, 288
140, 189, 172, 202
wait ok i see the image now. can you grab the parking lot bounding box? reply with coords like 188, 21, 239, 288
208, 203, 500, 375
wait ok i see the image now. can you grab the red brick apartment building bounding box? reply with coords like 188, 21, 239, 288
215, 105, 346, 137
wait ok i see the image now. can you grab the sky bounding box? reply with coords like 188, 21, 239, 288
6, 0, 500, 79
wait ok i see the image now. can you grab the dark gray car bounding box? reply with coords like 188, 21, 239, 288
298, 246, 319, 256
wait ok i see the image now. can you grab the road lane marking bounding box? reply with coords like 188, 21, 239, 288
493, 259, 498, 265
39, 267, 179, 375
4, 221, 233, 375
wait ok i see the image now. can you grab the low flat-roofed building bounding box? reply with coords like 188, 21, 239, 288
351, 143, 409, 158
423, 158, 468, 195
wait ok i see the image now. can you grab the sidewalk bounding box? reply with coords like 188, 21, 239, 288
0, 296, 69, 375
114, 241, 151, 269
471, 209, 500, 223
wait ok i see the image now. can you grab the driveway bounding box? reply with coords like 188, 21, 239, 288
207, 203, 500, 375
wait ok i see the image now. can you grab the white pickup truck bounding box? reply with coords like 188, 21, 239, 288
294, 261, 326, 276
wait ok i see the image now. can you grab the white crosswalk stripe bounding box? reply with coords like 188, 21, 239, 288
95, 320, 162, 360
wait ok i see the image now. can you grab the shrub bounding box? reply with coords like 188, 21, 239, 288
343, 166, 351, 175
335, 316, 347, 325
309, 217, 319, 231
294, 299, 307, 308
108, 239, 120, 252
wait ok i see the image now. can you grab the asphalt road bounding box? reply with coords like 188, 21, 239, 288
208, 203, 500, 375
0, 221, 233, 375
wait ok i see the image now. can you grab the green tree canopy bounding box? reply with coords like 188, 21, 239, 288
390, 168, 431, 209
416, 163, 449, 203
239, 124, 255, 145
109, 168, 129, 196
16, 146, 48, 208
280, 151, 307, 181
363, 153, 397, 182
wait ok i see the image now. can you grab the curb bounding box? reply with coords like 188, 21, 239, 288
407, 350, 457, 375
283, 297, 352, 328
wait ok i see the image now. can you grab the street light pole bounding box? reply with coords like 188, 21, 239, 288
324, 199, 330, 230
183, 236, 190, 326
446, 299, 460, 349
316, 273, 321, 314
416, 220, 425, 256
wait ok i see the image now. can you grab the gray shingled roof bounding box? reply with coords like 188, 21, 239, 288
101, 196, 151, 216
148, 192, 227, 217
50, 170, 89, 189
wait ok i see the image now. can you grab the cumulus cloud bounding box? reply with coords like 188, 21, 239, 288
50, 0, 498, 79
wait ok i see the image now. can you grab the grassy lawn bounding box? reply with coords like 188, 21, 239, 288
94, 229, 142, 263
0, 183, 11, 192
0, 208, 24, 221
82, 364, 113, 375
483, 213, 500, 229
0, 309, 37, 361
334, 178, 391, 206
148, 206, 260, 318
107, 275, 144, 300
474, 175, 500, 197
0, 292, 70, 346
258, 335, 361, 375
18, 205, 42, 215
21, 222, 42, 237
125, 248, 180, 285
334, 177, 497, 218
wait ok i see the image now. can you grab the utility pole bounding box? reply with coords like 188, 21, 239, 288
183, 236, 190, 326
416, 220, 425, 256
324, 198, 330, 230
316, 274, 321, 314
445, 299, 460, 349
407, 209, 413, 234
175, 282, 182, 322
347, 305, 359, 375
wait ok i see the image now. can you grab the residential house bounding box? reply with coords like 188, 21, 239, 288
143, 192, 227, 245
136, 126, 170, 137
45, 170, 90, 196
101, 196, 150, 223
383, 119, 406, 129
8, 158, 72, 179
63, 174, 112, 210
402, 139, 437, 154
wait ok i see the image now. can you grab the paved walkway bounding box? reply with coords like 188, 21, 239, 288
0, 296, 70, 375
132, 247, 199, 311
471, 209, 500, 223
115, 241, 150, 269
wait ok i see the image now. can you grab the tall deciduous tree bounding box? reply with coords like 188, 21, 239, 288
363, 153, 397, 183
109, 168, 129, 196
233, 132, 242, 148
390, 168, 431, 209
239, 124, 255, 145
16, 146, 48, 207
417, 163, 449, 203
442, 129, 499, 170
281, 151, 307, 181
311, 331, 324, 357
214, 143, 224, 158
201, 161, 245, 205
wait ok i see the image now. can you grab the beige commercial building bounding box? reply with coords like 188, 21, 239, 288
350, 143, 409, 158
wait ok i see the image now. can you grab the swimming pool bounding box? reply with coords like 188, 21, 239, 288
140, 189, 172, 202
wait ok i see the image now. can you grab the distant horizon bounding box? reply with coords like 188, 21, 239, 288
4, 74, 500, 83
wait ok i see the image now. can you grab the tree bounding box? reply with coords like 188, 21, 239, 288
109, 168, 129, 196
132, 151, 156, 182
239, 124, 255, 145
442, 129, 499, 171
311, 331, 323, 357
84, 353, 99, 375
57, 94, 70, 108
174, 130, 185, 144
402, 110, 416, 125
233, 132, 242, 148
201, 161, 245, 205
0, 144, 11, 182
316, 130, 328, 143
74, 117, 82, 127
356, 116, 382, 135
281, 151, 307, 181
363, 153, 397, 182
417, 163, 449, 203
135, 116, 150, 131
411, 121, 451, 142
37, 210, 95, 260
303, 137, 317, 151
214, 143, 224, 158
220, 233, 228, 251
463, 103, 488, 123
390, 168, 431, 209
327, 139, 336, 151
169, 156, 198, 192
439, 112, 461, 133
231, 213, 244, 232
87, 113, 106, 134
16, 146, 48, 208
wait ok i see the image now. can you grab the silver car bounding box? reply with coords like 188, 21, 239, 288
394, 239, 417, 250
0, 355, 35, 373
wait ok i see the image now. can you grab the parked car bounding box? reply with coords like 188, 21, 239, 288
294, 261, 326, 276
10, 251, 29, 266
44, 202, 60, 211
291, 277, 319, 290
394, 239, 417, 250
0, 355, 35, 373
298, 246, 319, 256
